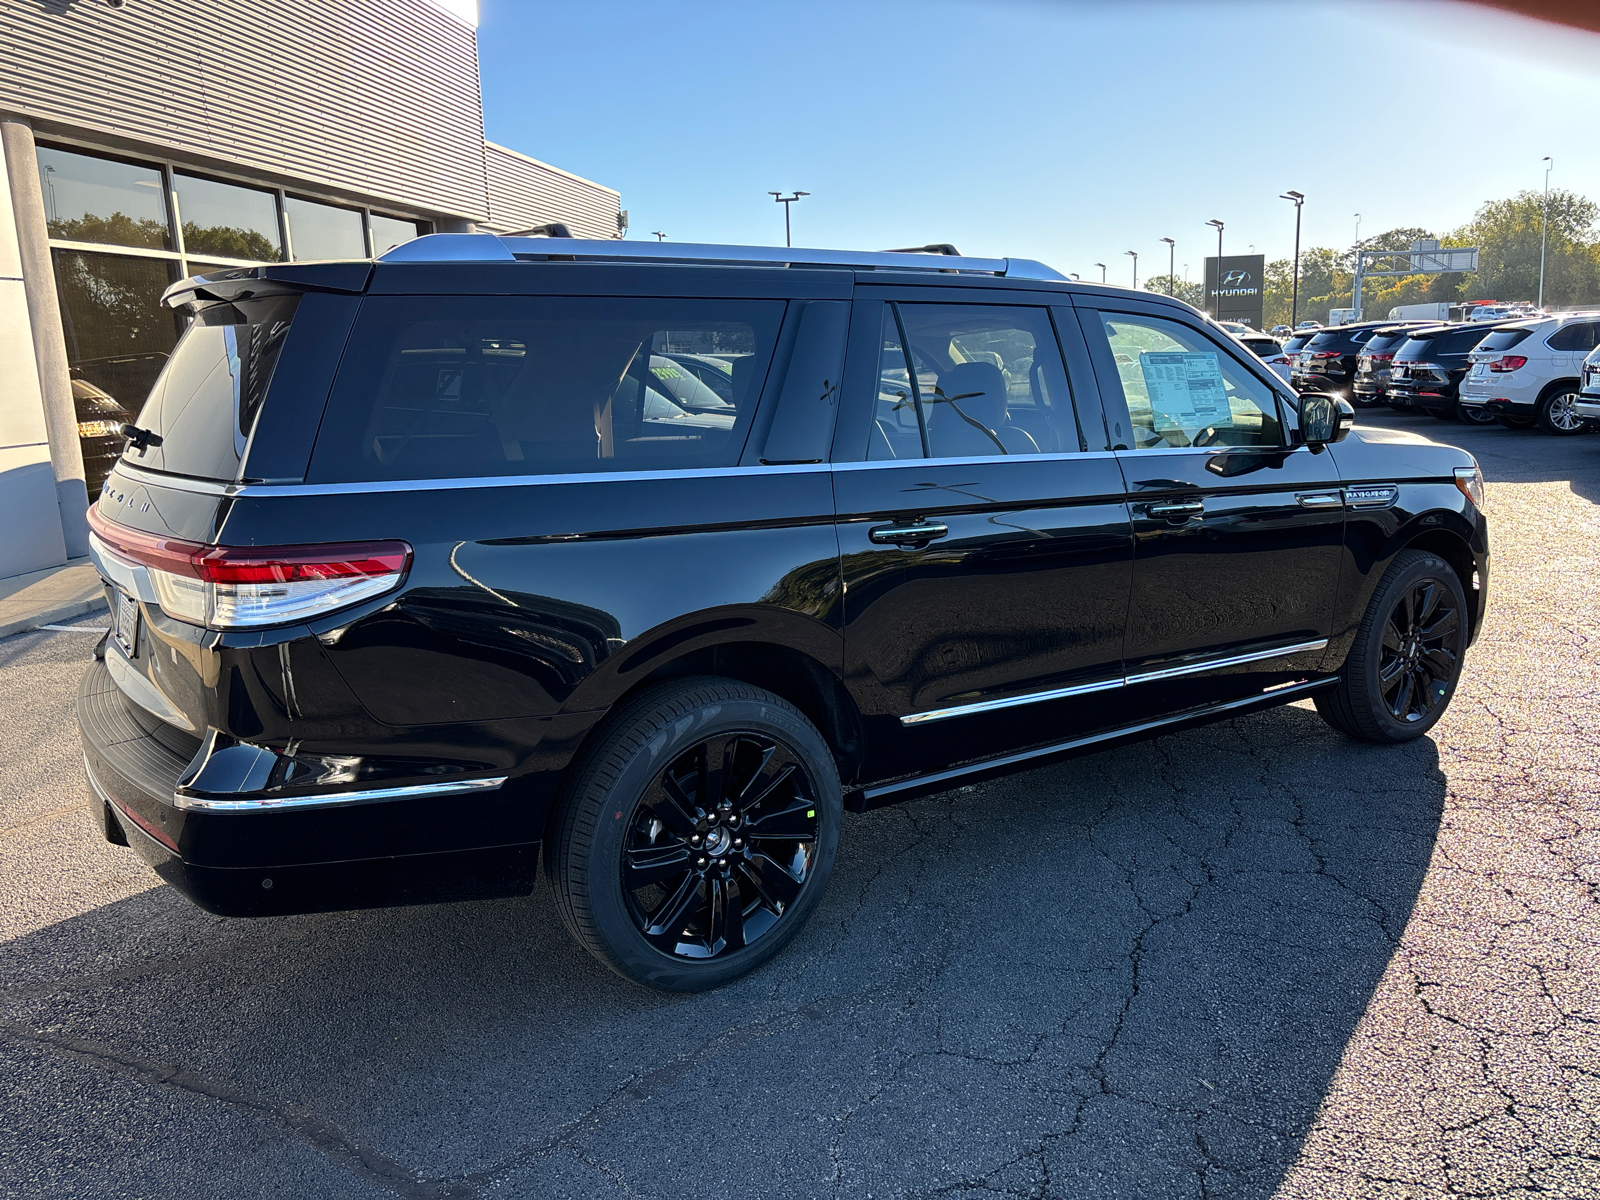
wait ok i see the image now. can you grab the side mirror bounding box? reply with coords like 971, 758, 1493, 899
1298, 393, 1355, 449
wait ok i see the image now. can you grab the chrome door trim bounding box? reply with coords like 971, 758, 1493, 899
1123, 638, 1328, 686
899, 638, 1329, 726
873, 678, 1337, 800
172, 774, 510, 813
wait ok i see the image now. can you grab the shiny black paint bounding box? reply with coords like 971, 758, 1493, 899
79, 262, 1491, 919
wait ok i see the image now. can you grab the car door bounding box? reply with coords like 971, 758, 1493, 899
1076, 299, 1344, 714
834, 294, 1133, 783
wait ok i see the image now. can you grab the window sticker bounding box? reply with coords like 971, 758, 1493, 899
1138, 351, 1228, 430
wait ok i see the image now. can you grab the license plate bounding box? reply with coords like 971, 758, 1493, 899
1471, 363, 1487, 376
113, 590, 140, 657
1391, 367, 1408, 380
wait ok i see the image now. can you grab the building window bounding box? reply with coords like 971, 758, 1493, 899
173, 172, 284, 262
34, 142, 433, 492
284, 196, 366, 260
36, 144, 171, 251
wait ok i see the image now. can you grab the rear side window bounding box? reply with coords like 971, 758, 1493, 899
123, 295, 299, 481
1476, 328, 1534, 353
308, 296, 784, 482
1547, 321, 1600, 352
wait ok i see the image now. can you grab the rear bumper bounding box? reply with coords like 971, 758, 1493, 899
1386, 382, 1458, 412
77, 659, 545, 916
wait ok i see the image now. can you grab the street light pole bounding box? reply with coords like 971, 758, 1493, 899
1539, 156, 1552, 310
1280, 190, 1304, 328
1094, 262, 1107, 283
768, 191, 809, 248
652, 231, 667, 242
1160, 238, 1175, 297
1125, 250, 1138, 289
1205, 219, 1224, 317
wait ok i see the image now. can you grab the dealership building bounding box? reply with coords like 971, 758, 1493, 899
0, 0, 622, 583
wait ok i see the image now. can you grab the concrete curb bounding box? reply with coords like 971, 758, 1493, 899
0, 560, 107, 640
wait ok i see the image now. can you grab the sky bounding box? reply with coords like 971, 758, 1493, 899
477, 0, 1600, 283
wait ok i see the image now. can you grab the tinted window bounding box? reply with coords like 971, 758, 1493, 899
36, 144, 170, 250
1438, 327, 1495, 354
1364, 330, 1416, 354
1475, 328, 1534, 352
369, 214, 425, 255
868, 304, 1080, 460
284, 197, 366, 260
124, 295, 299, 481
309, 296, 783, 482
1094, 312, 1282, 449
174, 173, 284, 262
1547, 321, 1600, 352
1282, 334, 1314, 354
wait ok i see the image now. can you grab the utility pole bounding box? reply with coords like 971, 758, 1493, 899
1205, 219, 1224, 317
1125, 250, 1138, 289
1160, 237, 1175, 296
1352, 213, 1362, 321
1094, 262, 1106, 283
1539, 156, 1552, 310
1280, 191, 1304, 328
768, 191, 808, 248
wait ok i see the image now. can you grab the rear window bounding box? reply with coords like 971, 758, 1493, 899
1283, 334, 1314, 353
308, 296, 784, 483
1438, 327, 1495, 354
1475, 327, 1535, 353
122, 295, 299, 481
1364, 330, 1414, 353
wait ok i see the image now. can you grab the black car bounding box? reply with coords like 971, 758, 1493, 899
1290, 321, 1399, 404
1387, 323, 1507, 424
1353, 325, 1430, 405
79, 236, 1491, 991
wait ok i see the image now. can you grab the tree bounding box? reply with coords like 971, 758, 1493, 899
1142, 275, 1204, 309
1448, 189, 1600, 306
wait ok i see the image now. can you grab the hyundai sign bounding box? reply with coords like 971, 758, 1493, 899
1204, 255, 1265, 330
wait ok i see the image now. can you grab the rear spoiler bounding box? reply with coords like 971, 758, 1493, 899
161, 260, 372, 309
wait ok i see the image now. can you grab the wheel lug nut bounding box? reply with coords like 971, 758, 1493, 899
697, 856, 708, 867
733, 838, 743, 848
690, 834, 702, 846
718, 857, 727, 867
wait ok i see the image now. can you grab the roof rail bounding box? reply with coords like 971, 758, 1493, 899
377, 233, 1066, 280
883, 243, 962, 256
505, 222, 575, 238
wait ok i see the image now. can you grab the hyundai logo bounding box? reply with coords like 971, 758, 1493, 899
1221, 269, 1252, 287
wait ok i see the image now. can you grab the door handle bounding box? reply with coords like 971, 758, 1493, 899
1296, 491, 1343, 509
1145, 499, 1204, 520
869, 521, 950, 546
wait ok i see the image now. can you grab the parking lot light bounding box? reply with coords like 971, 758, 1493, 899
1539, 157, 1552, 309
1095, 262, 1107, 283
1126, 250, 1138, 288
1280, 191, 1304, 327
1160, 238, 1175, 297
1205, 220, 1224, 317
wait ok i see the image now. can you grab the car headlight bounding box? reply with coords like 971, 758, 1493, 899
1454, 464, 1485, 509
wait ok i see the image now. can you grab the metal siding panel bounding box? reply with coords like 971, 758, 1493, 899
0, 0, 491, 219
481, 142, 621, 240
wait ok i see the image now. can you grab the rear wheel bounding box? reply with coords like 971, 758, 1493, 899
1428, 408, 1455, 421
1456, 401, 1499, 426
1315, 550, 1468, 744
1535, 385, 1587, 436
546, 677, 842, 991
1498, 414, 1536, 430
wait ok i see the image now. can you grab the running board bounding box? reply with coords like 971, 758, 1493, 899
847, 677, 1337, 812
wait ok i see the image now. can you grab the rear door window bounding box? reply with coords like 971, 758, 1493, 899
308, 296, 784, 482
122, 294, 299, 481
1547, 321, 1600, 352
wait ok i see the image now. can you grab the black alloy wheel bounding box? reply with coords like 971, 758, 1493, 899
620, 733, 819, 961
1498, 414, 1537, 430
1428, 408, 1456, 421
1456, 401, 1500, 426
546, 677, 841, 991
1315, 549, 1469, 743
1536, 387, 1587, 436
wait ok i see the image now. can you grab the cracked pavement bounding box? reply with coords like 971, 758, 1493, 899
2, 412, 1597, 1199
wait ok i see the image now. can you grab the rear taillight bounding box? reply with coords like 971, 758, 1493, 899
1488, 355, 1527, 372
87, 508, 410, 629
1310, 350, 1340, 359
1367, 352, 1395, 362
1268, 355, 1290, 365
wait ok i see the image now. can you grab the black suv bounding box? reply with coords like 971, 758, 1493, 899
1353, 324, 1429, 406
1290, 321, 1398, 405
1387, 323, 1505, 424
79, 236, 1490, 991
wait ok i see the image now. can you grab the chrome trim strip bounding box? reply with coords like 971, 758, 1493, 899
172, 775, 509, 813
901, 678, 1124, 726
868, 679, 1337, 801
1123, 639, 1328, 686
108, 463, 234, 495
899, 639, 1329, 725
834, 449, 1119, 472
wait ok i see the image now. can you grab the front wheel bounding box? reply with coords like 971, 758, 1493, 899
1498, 414, 1536, 430
1536, 387, 1587, 436
1315, 550, 1469, 743
546, 677, 842, 991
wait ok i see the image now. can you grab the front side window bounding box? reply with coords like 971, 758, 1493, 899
1094, 312, 1283, 450
867, 303, 1080, 460
309, 296, 784, 482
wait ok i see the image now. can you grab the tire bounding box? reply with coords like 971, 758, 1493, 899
1535, 385, 1586, 436
1498, 415, 1536, 430
1427, 408, 1455, 421
546, 676, 842, 991
1315, 550, 1469, 744
1456, 402, 1499, 426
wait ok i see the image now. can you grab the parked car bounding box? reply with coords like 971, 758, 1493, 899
1296, 320, 1322, 330
1459, 313, 1600, 435
1270, 324, 1291, 336
1272, 330, 1318, 384
1386, 323, 1509, 424
1354, 325, 1429, 407
79, 235, 1490, 991
1575, 343, 1600, 429
1235, 332, 1294, 382
1290, 321, 1398, 404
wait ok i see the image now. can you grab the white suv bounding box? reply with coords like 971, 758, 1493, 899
1459, 313, 1600, 435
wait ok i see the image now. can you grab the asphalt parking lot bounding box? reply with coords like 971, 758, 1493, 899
2, 411, 1597, 1200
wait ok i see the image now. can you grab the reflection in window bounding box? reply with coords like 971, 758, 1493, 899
35, 145, 170, 250
50, 250, 183, 493
369, 213, 425, 255
284, 196, 366, 260
174, 173, 283, 262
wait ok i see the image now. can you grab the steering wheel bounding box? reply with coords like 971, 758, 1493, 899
1190, 425, 1223, 448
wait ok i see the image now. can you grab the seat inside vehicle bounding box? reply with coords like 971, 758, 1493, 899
927, 361, 1039, 456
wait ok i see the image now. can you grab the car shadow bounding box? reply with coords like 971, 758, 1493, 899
1, 701, 1444, 1199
